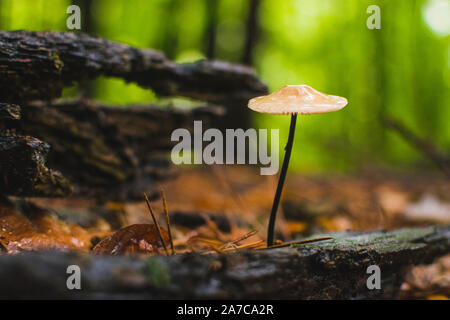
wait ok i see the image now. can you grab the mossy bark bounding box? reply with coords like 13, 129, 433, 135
1, 100, 221, 199
0, 135, 72, 197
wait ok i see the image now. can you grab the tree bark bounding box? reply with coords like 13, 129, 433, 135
0, 134, 72, 197
1, 100, 222, 199
0, 226, 448, 299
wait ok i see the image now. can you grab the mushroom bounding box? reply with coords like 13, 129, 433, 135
248, 85, 348, 246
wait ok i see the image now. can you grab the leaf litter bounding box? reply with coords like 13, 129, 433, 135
1, 166, 449, 298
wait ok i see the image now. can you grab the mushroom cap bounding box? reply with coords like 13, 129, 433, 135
248, 85, 348, 115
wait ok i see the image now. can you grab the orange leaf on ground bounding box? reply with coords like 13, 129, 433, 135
0, 202, 92, 253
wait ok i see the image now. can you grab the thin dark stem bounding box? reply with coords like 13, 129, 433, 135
267, 114, 297, 246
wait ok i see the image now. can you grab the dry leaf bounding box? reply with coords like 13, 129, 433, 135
92, 224, 169, 255
0, 202, 91, 253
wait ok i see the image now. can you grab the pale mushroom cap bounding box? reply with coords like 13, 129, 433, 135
248, 85, 348, 115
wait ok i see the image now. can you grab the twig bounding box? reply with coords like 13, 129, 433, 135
222, 240, 265, 252
382, 116, 450, 178
220, 229, 257, 250
160, 189, 175, 255
187, 236, 224, 253
143, 193, 169, 256
261, 236, 333, 250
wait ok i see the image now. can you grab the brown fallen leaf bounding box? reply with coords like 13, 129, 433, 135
0, 202, 92, 253
92, 224, 170, 255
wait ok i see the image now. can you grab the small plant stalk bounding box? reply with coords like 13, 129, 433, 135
267, 114, 297, 246
144, 193, 169, 255
160, 189, 175, 255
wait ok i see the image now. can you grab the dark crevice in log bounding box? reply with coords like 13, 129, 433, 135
0, 226, 448, 299
10, 100, 222, 199
0, 134, 72, 197
0, 31, 267, 105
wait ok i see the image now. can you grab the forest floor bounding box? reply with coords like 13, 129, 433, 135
2, 166, 449, 299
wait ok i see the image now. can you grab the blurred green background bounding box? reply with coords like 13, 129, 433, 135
0, 0, 448, 173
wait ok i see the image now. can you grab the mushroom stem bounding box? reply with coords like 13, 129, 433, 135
267, 114, 297, 246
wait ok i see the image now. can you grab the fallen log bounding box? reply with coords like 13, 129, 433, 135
0, 226, 448, 299
0, 31, 267, 105
0, 134, 72, 197
12, 100, 221, 199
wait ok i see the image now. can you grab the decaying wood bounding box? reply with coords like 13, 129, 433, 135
0, 226, 448, 299
0, 134, 72, 197
0, 30, 261, 198
0, 31, 267, 105
1, 100, 221, 199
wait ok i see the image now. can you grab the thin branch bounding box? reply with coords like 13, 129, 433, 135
144, 193, 169, 256
383, 116, 450, 177
261, 236, 333, 250
160, 188, 175, 255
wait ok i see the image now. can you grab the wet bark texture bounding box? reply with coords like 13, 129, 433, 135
1, 101, 221, 199
0, 30, 266, 198
0, 226, 448, 299
0, 134, 72, 197
0, 31, 267, 106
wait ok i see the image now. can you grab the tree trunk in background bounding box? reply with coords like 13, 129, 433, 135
0, 0, 11, 30
72, 0, 96, 98
72, 0, 96, 36
370, 3, 387, 156
204, 0, 219, 59
202, 0, 262, 165
159, 0, 180, 60
0, 1, 3, 29
242, 0, 261, 66
223, 0, 261, 130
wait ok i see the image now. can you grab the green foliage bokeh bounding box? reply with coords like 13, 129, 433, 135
1, 0, 448, 172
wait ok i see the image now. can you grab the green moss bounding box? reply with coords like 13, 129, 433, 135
292, 227, 436, 254
143, 259, 170, 289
